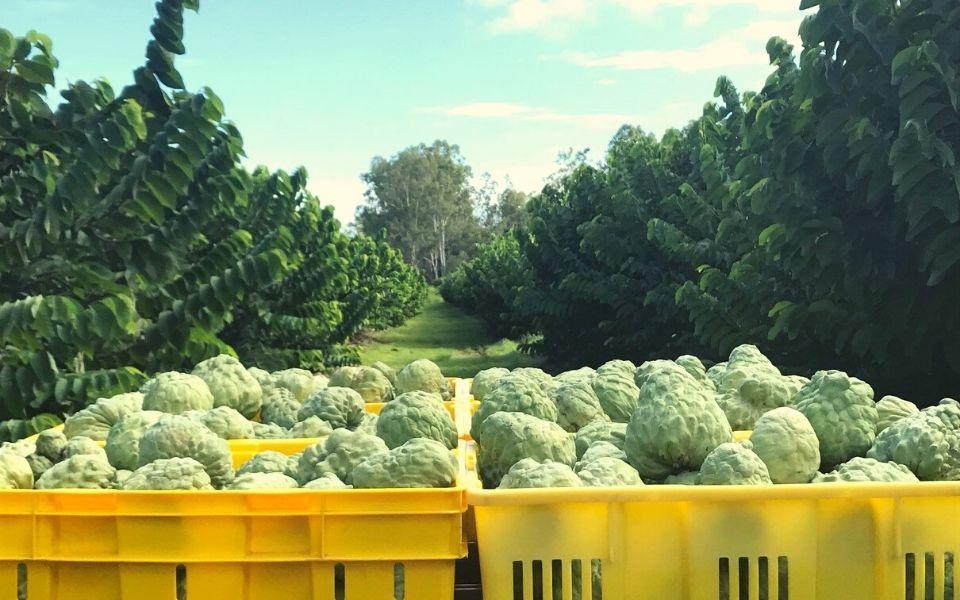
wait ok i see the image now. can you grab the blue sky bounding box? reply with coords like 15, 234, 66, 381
5, 0, 808, 224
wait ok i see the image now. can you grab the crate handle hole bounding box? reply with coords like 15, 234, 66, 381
17, 563, 26, 600
334, 563, 345, 600
394, 562, 405, 600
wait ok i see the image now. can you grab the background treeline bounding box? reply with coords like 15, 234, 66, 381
355, 141, 527, 282
442, 0, 960, 404
0, 0, 427, 422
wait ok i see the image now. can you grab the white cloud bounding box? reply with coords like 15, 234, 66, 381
420, 102, 638, 131
545, 19, 801, 72
479, 0, 804, 34
489, 0, 592, 34
596, 78, 617, 85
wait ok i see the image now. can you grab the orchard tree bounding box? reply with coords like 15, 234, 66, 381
356, 140, 480, 280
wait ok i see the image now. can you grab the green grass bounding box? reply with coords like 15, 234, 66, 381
355, 290, 540, 377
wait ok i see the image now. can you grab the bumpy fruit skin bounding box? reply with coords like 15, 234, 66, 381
227, 472, 299, 490
512, 368, 553, 388
574, 441, 627, 469
260, 387, 301, 429
868, 399, 960, 480
199, 406, 254, 440
288, 416, 334, 439
498, 459, 582, 489
121, 457, 214, 490
0, 439, 35, 458
591, 370, 640, 423
664, 471, 701, 485
297, 429, 389, 485
302, 473, 351, 489
576, 456, 643, 487
252, 422, 289, 439
812, 457, 918, 483
471, 374, 558, 440
699, 443, 772, 485
192, 355, 263, 419
355, 413, 378, 435
26, 453, 53, 478
111, 470, 133, 488
64, 392, 144, 441
138, 416, 234, 487
706, 362, 727, 389
36, 454, 116, 489
238, 451, 299, 479
248, 367, 274, 392
142, 372, 215, 415
471, 368, 510, 401
329, 366, 395, 403
36, 428, 67, 462
396, 359, 451, 400
595, 360, 635, 380
634, 360, 691, 390
554, 367, 597, 383
370, 361, 397, 386
551, 379, 609, 433
574, 421, 627, 459
0, 452, 34, 489
298, 387, 365, 430
626, 369, 732, 481
794, 370, 877, 469
64, 436, 106, 459
105, 410, 165, 470
748, 407, 820, 484
477, 412, 576, 488
715, 345, 777, 389
675, 355, 716, 391
718, 371, 797, 430
353, 438, 457, 489
710, 345, 796, 430
875, 396, 920, 434
377, 391, 457, 449
270, 368, 322, 402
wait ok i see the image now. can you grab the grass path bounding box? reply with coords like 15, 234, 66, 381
355, 290, 539, 378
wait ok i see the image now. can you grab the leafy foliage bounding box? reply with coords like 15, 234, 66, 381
438, 233, 530, 339
443, 0, 960, 402
0, 0, 426, 419
356, 141, 482, 281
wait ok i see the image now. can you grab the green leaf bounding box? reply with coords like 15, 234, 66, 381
15, 58, 55, 85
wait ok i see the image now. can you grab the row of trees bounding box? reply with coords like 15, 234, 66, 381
356, 141, 527, 281
442, 0, 960, 403
0, 0, 427, 421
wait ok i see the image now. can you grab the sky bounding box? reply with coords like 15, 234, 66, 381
5, 0, 809, 224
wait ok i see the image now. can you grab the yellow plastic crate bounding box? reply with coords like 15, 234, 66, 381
0, 464, 468, 599
468, 478, 960, 600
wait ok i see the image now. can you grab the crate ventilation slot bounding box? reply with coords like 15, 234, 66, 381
718, 555, 788, 600
17, 563, 26, 600
175, 564, 186, 600
905, 552, 955, 600
511, 558, 602, 600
